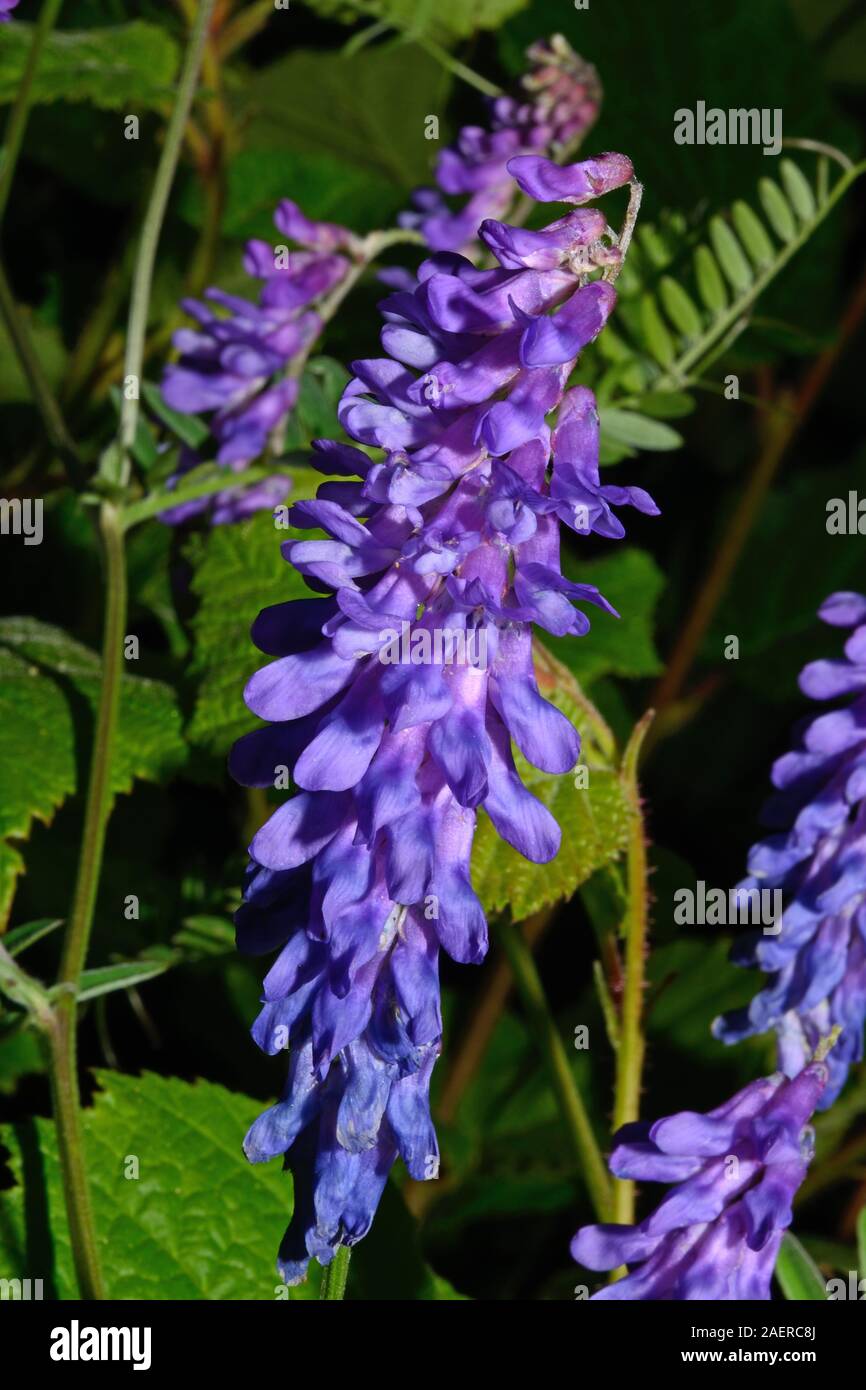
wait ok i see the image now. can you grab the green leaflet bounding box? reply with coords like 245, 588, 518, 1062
598, 154, 865, 423
775, 1233, 828, 1300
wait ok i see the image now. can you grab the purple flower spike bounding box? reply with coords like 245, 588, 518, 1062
714, 592, 866, 1108
400, 35, 602, 257
573, 1063, 828, 1300
234, 142, 655, 1282
159, 202, 359, 525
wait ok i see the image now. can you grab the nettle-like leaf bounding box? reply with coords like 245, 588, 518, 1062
593, 155, 865, 452
471, 644, 633, 920
0, 619, 185, 925
0, 1070, 317, 1300
0, 22, 180, 110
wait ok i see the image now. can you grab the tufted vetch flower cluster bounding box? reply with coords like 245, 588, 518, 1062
715, 591, 866, 1108
159, 200, 363, 524
231, 148, 657, 1282
572, 1062, 827, 1299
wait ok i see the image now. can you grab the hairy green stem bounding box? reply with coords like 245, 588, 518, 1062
119, 462, 292, 530
47, 1, 214, 1301
118, 0, 215, 482
611, 712, 654, 1224
53, 501, 127, 1299
319, 1245, 352, 1300
499, 919, 612, 1220
0, 0, 65, 226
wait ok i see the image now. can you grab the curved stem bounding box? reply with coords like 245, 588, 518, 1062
499, 919, 612, 1221
0, 0, 65, 227
319, 1245, 352, 1300
118, 0, 216, 481
52, 501, 127, 1299
611, 711, 654, 1224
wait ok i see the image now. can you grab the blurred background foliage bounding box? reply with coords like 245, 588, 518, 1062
1, 0, 866, 1299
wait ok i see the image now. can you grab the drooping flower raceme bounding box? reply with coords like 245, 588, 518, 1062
400, 35, 601, 256
159, 200, 362, 524
231, 148, 657, 1283
715, 591, 866, 1108
572, 1062, 827, 1300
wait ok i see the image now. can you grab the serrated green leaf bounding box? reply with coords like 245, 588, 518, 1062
759, 177, 797, 241
639, 293, 676, 367
780, 158, 816, 221
599, 407, 684, 452
0, 618, 186, 798
0, 1070, 318, 1298
658, 276, 703, 340
0, 619, 186, 922
0, 23, 180, 109
732, 199, 776, 267
694, 244, 729, 314
471, 664, 632, 921
709, 216, 754, 293
775, 1233, 828, 1300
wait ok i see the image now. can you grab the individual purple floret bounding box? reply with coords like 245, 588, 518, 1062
572, 1062, 828, 1300
0, 0, 19, 19
400, 35, 602, 256
714, 592, 866, 1108
231, 148, 657, 1283
159, 201, 362, 524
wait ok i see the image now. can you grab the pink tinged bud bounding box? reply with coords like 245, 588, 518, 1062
506, 152, 634, 205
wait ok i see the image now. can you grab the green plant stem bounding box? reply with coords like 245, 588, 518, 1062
414, 33, 502, 97
319, 1245, 352, 1300
611, 711, 654, 1225
120, 462, 285, 530
499, 919, 612, 1220
118, 0, 216, 482
52, 500, 127, 1300
0, 0, 65, 226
